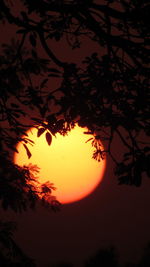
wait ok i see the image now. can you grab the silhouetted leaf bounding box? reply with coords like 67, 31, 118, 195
51, 200, 61, 212
31, 117, 43, 124
45, 132, 52, 146
29, 34, 36, 47
10, 103, 19, 108
48, 68, 61, 73
40, 78, 48, 89
31, 49, 37, 58
37, 127, 45, 137
48, 73, 60, 77
85, 137, 93, 143
23, 144, 32, 159
16, 29, 27, 34
41, 184, 51, 194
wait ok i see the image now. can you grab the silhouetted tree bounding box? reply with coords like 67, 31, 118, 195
122, 243, 150, 267
0, 0, 149, 193
137, 243, 150, 267
0, 0, 149, 261
0, 220, 35, 266
84, 247, 119, 267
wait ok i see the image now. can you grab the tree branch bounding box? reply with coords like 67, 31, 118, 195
116, 128, 132, 150
0, 0, 35, 30
0, 0, 67, 68
77, 9, 146, 66
90, 3, 127, 20
38, 30, 67, 68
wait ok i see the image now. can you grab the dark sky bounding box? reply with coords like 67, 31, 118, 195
1, 2, 150, 266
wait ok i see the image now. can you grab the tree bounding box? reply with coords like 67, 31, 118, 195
0, 0, 149, 191
84, 247, 119, 267
0, 220, 35, 266
137, 243, 150, 267
0, 1, 149, 248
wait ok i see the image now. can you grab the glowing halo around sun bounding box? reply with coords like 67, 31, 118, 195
14, 125, 106, 204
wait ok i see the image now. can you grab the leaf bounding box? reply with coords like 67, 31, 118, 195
31, 49, 37, 58
31, 117, 43, 124
55, 33, 61, 41
23, 144, 32, 159
16, 29, 27, 34
51, 200, 61, 212
85, 137, 93, 143
48, 74, 60, 78
40, 78, 48, 89
29, 34, 36, 47
11, 103, 19, 108
41, 183, 51, 194
84, 131, 93, 135
48, 68, 61, 73
37, 127, 45, 137
45, 132, 52, 146
21, 11, 28, 21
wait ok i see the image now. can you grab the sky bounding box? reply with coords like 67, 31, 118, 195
1, 1, 150, 266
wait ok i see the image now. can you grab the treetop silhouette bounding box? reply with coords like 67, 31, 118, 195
0, 0, 149, 212
0, 1, 149, 265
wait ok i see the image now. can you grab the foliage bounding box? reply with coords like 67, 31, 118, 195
0, 154, 60, 212
84, 247, 119, 267
0, 0, 149, 212
0, 1, 149, 264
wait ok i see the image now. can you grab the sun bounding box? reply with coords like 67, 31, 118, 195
14, 125, 106, 204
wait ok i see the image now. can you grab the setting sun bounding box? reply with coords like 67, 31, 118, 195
14, 125, 106, 204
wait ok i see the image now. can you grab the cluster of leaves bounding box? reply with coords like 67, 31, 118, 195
115, 147, 150, 186
0, 154, 60, 212
0, 0, 149, 216
1, 0, 149, 263
0, 153, 60, 264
